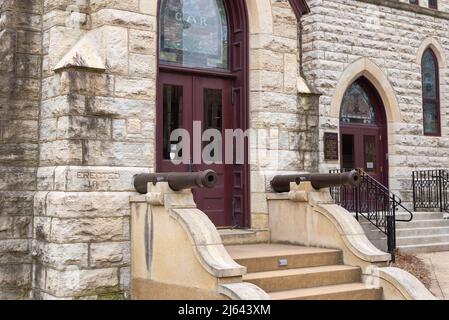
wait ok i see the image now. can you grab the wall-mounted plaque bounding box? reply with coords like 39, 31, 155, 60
324, 133, 339, 161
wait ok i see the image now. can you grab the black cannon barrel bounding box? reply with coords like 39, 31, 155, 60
271, 170, 360, 193
134, 170, 218, 194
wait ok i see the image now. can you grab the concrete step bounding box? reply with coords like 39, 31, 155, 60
396, 219, 449, 228
226, 244, 342, 273
398, 242, 449, 254
244, 265, 361, 293
218, 229, 269, 245
396, 212, 444, 221
396, 226, 449, 237
270, 283, 383, 300
395, 234, 449, 246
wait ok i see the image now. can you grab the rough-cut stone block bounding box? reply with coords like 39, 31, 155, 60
45, 268, 119, 297
91, 9, 155, 30
0, 144, 39, 166
39, 140, 83, 165
50, 217, 129, 243
0, 216, 13, 239
16, 30, 41, 54
80, 140, 153, 167
90, 0, 139, 13
89, 242, 130, 268
129, 29, 155, 55
56, 116, 112, 140
114, 76, 155, 100
33, 242, 89, 270
0, 167, 37, 191
60, 71, 114, 97
0, 192, 34, 216
0, 98, 39, 120
33, 216, 52, 242
0, 264, 32, 288
129, 53, 155, 78
0, 30, 16, 73
41, 191, 133, 218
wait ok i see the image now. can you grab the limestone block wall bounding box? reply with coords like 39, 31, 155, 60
302, 0, 449, 204
0, 0, 317, 300
0, 0, 42, 299
32, 0, 155, 300
247, 0, 319, 229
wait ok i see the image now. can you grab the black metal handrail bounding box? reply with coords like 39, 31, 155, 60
330, 169, 413, 260
413, 169, 449, 213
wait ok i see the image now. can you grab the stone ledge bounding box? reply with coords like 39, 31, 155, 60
54, 25, 129, 74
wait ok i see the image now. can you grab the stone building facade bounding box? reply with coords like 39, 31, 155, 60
0, 0, 448, 300
0, 0, 315, 299
302, 0, 449, 203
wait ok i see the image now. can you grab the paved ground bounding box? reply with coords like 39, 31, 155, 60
417, 252, 449, 300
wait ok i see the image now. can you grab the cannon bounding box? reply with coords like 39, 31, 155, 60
134, 170, 218, 194
271, 170, 360, 193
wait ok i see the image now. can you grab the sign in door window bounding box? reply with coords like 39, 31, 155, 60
364, 136, 376, 172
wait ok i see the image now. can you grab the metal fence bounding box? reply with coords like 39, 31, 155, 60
413, 169, 449, 213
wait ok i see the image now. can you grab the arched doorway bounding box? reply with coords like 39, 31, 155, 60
340, 77, 389, 185
156, 0, 250, 227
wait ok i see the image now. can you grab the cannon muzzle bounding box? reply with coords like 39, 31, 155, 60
134, 170, 218, 194
271, 170, 360, 193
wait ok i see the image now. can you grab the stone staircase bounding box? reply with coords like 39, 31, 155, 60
396, 211, 449, 254
361, 211, 449, 254
225, 244, 382, 300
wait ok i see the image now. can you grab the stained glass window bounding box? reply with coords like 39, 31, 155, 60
429, 0, 438, 9
340, 82, 376, 124
422, 49, 441, 136
159, 0, 229, 70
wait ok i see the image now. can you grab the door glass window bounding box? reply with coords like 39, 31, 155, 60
342, 134, 355, 170
204, 88, 223, 132
364, 136, 376, 172
163, 85, 183, 160
341, 82, 376, 124
159, 0, 229, 70
203, 88, 222, 159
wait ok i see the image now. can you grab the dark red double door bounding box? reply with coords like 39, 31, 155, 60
341, 125, 387, 185
157, 72, 243, 227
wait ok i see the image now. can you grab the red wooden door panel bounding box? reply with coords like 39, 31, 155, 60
157, 72, 235, 227
192, 76, 233, 226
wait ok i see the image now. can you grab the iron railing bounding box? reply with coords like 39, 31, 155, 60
330, 169, 413, 260
413, 169, 449, 213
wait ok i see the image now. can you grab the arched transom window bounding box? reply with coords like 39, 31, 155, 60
422, 48, 441, 136
340, 82, 376, 125
159, 0, 229, 70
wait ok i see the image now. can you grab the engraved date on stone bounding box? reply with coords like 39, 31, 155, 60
76, 172, 121, 180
